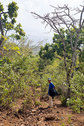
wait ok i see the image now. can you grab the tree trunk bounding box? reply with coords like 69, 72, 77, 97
0, 14, 4, 46
67, 71, 71, 98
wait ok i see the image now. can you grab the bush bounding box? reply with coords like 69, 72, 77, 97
67, 97, 84, 113
61, 96, 67, 106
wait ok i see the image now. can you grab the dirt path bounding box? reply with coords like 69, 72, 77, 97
0, 97, 84, 126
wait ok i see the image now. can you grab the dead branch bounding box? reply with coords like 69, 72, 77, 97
31, 4, 84, 74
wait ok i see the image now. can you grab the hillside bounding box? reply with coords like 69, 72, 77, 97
0, 96, 84, 126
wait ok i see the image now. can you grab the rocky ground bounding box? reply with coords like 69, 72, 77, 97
0, 97, 84, 126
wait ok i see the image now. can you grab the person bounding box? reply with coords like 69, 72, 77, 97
48, 78, 55, 108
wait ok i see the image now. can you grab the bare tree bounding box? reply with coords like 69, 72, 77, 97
31, 5, 84, 98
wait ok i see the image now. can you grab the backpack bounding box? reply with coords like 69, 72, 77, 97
49, 88, 58, 97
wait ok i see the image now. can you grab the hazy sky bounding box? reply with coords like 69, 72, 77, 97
1, 0, 84, 44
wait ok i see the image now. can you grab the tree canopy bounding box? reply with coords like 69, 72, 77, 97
0, 1, 25, 45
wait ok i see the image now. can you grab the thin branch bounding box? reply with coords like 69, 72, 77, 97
0, 11, 8, 15
79, 6, 84, 31
31, 5, 84, 74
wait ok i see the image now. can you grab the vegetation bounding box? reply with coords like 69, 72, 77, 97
38, 29, 84, 113
0, 1, 84, 114
0, 1, 25, 46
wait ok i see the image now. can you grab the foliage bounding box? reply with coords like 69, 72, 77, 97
38, 58, 52, 72
61, 96, 67, 106
1, 2, 84, 115
39, 28, 83, 60
8, 1, 19, 18
0, 38, 84, 113
39, 43, 55, 60
79, 49, 84, 62
66, 71, 84, 113
0, 1, 25, 46
38, 27, 84, 105
0, 41, 40, 107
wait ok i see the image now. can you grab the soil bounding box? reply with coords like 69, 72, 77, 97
0, 97, 84, 126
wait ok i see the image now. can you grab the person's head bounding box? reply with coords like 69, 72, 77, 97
48, 78, 51, 83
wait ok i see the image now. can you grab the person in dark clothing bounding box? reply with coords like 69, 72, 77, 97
48, 78, 55, 107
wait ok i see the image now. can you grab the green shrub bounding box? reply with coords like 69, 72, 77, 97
61, 96, 67, 106
67, 97, 84, 113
